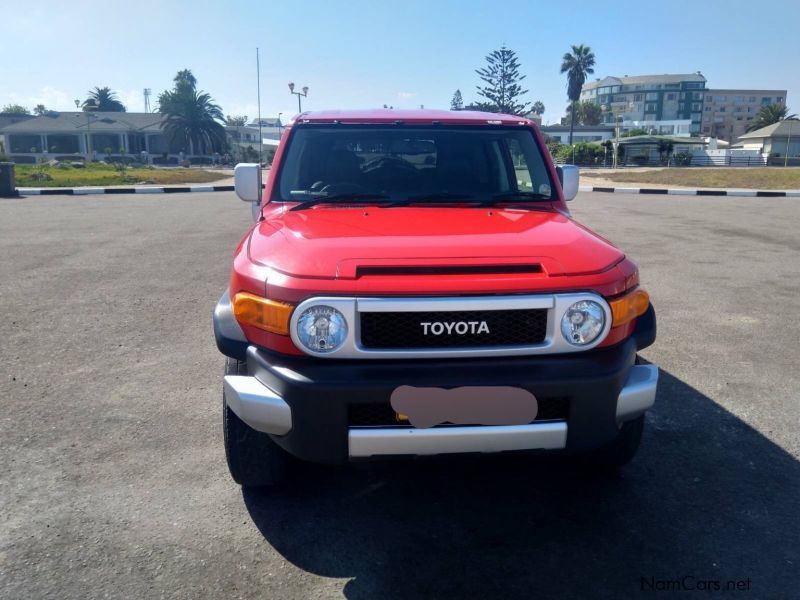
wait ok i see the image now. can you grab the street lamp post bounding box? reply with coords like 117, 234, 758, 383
76, 98, 97, 160
288, 82, 309, 112
277, 112, 283, 138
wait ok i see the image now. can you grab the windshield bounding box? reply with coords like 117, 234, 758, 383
272, 125, 554, 204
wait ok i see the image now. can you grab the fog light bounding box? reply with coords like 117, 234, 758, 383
561, 300, 605, 346
296, 305, 348, 353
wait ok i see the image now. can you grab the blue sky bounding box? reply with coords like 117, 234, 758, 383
3, 0, 798, 124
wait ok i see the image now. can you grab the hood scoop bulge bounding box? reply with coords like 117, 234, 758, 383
355, 264, 543, 278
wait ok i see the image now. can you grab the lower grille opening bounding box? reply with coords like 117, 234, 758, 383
348, 397, 569, 427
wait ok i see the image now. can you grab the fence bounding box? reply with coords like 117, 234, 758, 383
552, 154, 773, 168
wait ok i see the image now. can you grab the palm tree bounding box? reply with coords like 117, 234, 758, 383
531, 101, 545, 116
160, 89, 227, 155
747, 104, 797, 132
83, 87, 126, 112
560, 44, 596, 145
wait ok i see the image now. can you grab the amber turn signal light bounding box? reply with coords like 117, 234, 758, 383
232, 292, 294, 335
609, 288, 650, 327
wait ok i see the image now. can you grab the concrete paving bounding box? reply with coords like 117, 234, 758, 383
1, 191, 797, 598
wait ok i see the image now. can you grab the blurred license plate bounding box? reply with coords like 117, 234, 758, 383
390, 385, 538, 429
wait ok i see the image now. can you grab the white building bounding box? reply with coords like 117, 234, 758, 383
540, 125, 615, 144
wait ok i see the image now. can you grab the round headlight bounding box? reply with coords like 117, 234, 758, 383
295, 305, 348, 353
561, 300, 605, 346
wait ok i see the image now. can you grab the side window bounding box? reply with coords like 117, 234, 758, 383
508, 135, 552, 198
508, 138, 533, 191
487, 140, 511, 192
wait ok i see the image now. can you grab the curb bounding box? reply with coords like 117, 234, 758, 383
579, 185, 800, 197
17, 184, 235, 195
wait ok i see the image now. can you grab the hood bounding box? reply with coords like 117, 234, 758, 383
248, 206, 623, 279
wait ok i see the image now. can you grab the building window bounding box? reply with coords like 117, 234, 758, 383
777, 97, 784, 103
703, 126, 710, 133
633, 94, 643, 101
719, 107, 726, 112
645, 103, 657, 112
91, 134, 121, 153
718, 96, 727, 102
734, 96, 745, 103
761, 97, 772, 105
704, 106, 712, 111
692, 103, 701, 111
645, 92, 658, 101
9, 134, 41, 153
749, 96, 756, 102
685, 82, 702, 89
666, 93, 675, 100
47, 134, 80, 154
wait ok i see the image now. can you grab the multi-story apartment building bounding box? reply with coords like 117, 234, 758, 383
580, 73, 707, 134
701, 90, 787, 142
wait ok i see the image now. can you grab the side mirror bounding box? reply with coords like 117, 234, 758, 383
234, 163, 262, 203
557, 165, 580, 201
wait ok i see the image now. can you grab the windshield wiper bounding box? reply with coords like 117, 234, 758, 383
487, 191, 552, 204
288, 193, 391, 212
406, 192, 475, 202
387, 193, 480, 207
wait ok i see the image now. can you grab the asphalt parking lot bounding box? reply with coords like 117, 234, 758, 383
1, 190, 798, 599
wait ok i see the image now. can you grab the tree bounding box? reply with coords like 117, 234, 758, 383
464, 101, 498, 112
475, 46, 530, 115
225, 115, 248, 126
559, 44, 596, 144
159, 70, 227, 155
174, 69, 197, 94
450, 89, 464, 111
157, 69, 199, 114
34, 104, 47, 116
657, 139, 674, 164
2, 104, 29, 115
83, 87, 126, 112
747, 104, 797, 132
531, 101, 545, 116
576, 100, 602, 126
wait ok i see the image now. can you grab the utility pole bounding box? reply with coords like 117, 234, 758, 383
785, 119, 794, 168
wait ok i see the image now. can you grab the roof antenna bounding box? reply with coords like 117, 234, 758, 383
256, 48, 263, 165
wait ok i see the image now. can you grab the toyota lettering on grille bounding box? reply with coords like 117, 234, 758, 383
420, 321, 491, 336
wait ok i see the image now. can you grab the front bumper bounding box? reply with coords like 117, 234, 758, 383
222, 337, 658, 464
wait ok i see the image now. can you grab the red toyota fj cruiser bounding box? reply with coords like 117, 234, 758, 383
213, 109, 657, 486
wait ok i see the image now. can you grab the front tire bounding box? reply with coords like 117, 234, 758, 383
585, 415, 644, 469
223, 358, 290, 487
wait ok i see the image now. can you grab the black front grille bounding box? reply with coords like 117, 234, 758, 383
349, 397, 569, 426
359, 309, 548, 349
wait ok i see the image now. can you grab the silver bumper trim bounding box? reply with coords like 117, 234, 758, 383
348, 422, 567, 457
223, 375, 292, 435
214, 289, 247, 342
616, 364, 659, 423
